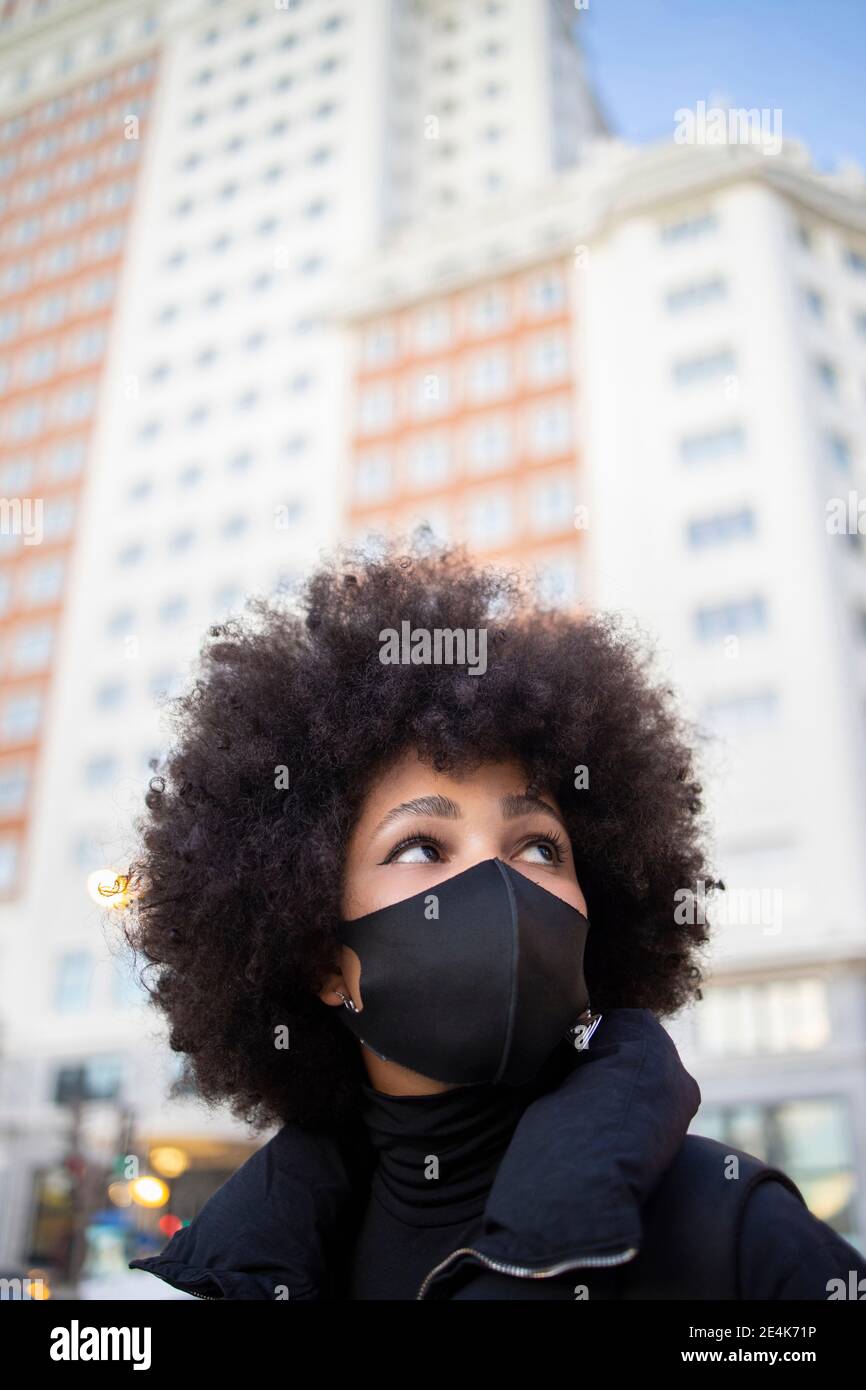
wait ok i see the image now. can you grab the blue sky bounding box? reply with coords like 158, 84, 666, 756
580, 0, 866, 172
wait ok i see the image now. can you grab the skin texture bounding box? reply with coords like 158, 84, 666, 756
318, 750, 587, 1097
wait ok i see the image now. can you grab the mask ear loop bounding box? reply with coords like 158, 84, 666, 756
569, 1007, 603, 1051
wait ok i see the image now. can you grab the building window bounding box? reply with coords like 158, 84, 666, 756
11, 622, 53, 672
827, 435, 851, 470
0, 761, 29, 813
21, 557, 64, 603
0, 836, 19, 892
117, 541, 144, 567
526, 332, 569, 384
802, 287, 825, 319
54, 951, 93, 1013
178, 464, 203, 488
0, 689, 42, 745
413, 305, 452, 352
526, 271, 566, 317
106, 609, 134, 638
137, 418, 161, 442
700, 690, 779, 734
168, 528, 195, 553
466, 491, 514, 548
42, 497, 75, 540
687, 510, 756, 548
43, 440, 85, 482
354, 452, 393, 503
673, 348, 736, 387
84, 754, 118, 785
406, 436, 450, 490
696, 1094, 857, 1245
95, 681, 126, 710
54, 1056, 124, 1102
468, 287, 510, 335
466, 417, 512, 473
158, 595, 188, 623
814, 358, 838, 393
149, 670, 181, 700
466, 350, 510, 402
530, 476, 576, 534
213, 584, 242, 617
536, 556, 580, 606
660, 211, 718, 243
362, 323, 398, 367
664, 277, 727, 313
680, 425, 745, 465
358, 384, 395, 433
528, 400, 572, 456
695, 979, 829, 1059
694, 596, 767, 640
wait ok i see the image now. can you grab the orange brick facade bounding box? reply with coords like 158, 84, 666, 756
347, 256, 584, 602
0, 53, 158, 898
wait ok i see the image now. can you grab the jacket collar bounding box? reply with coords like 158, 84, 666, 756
129, 1009, 700, 1300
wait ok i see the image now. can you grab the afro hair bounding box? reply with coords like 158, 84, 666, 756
121, 534, 717, 1133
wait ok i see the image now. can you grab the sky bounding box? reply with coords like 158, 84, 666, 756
580, 0, 866, 173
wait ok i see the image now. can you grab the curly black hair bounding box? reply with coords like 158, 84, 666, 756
120, 534, 717, 1134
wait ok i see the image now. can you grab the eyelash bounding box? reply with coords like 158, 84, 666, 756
380, 830, 566, 865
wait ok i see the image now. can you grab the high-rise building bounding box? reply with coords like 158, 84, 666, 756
0, 0, 605, 1282
581, 139, 866, 1251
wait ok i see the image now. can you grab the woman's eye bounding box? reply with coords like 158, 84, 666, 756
517, 840, 558, 865
390, 841, 442, 864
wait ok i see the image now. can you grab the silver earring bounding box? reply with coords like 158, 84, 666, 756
337, 990, 359, 1013
570, 1007, 602, 1051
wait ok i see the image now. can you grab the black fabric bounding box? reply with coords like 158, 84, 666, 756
335, 858, 590, 1087
348, 1073, 547, 1299
432, 1142, 866, 1301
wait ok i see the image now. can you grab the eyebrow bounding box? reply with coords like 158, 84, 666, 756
372, 791, 568, 837
499, 792, 568, 834
373, 795, 461, 834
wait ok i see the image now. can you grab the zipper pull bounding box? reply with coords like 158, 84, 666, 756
569, 1009, 603, 1051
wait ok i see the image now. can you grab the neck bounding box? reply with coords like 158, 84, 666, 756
358, 1075, 546, 1228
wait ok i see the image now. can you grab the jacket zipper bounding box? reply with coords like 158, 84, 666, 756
141, 1268, 222, 1300
416, 1244, 638, 1300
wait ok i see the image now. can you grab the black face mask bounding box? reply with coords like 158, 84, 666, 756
335, 858, 591, 1088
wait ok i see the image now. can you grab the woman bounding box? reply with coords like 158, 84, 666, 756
123, 538, 866, 1300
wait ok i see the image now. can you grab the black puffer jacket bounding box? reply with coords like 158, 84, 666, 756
129, 1010, 866, 1300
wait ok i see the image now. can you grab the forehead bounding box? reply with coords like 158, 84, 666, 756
356, 750, 549, 824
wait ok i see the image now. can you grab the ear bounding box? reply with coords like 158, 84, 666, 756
317, 969, 347, 1006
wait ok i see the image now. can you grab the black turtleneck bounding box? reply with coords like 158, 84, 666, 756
347, 1074, 546, 1301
